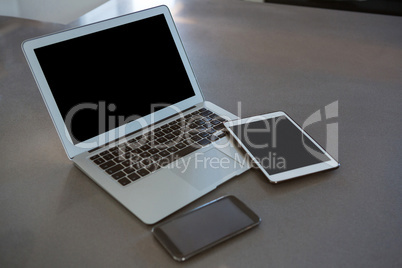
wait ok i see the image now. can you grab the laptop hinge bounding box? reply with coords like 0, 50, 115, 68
88, 105, 197, 153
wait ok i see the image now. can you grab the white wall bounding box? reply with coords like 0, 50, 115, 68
0, 0, 108, 24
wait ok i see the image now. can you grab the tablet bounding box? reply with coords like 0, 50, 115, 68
224, 111, 339, 183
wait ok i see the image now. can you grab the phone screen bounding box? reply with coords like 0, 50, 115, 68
152, 196, 260, 261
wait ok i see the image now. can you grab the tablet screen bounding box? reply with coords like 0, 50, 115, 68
228, 115, 330, 175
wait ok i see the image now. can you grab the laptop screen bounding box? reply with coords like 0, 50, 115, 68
34, 14, 195, 144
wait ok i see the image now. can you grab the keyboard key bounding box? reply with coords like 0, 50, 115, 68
123, 166, 136, 175
154, 131, 164, 137
157, 137, 167, 143
196, 126, 207, 132
187, 129, 199, 135
156, 157, 169, 167
141, 158, 153, 166
191, 135, 202, 142
100, 160, 116, 170
170, 124, 180, 130
167, 146, 178, 153
209, 135, 219, 142
135, 135, 144, 142
150, 154, 162, 161
200, 110, 213, 117
90, 154, 100, 160
112, 171, 125, 180
149, 148, 159, 155
159, 150, 170, 157
110, 150, 120, 157
93, 158, 105, 165
130, 141, 142, 148
118, 177, 131, 186
137, 168, 150, 177
165, 133, 175, 140
195, 119, 206, 125
122, 152, 132, 159
100, 150, 109, 156
206, 128, 216, 134
112, 156, 125, 163
103, 153, 114, 160
174, 117, 185, 123
203, 116, 212, 122
208, 131, 225, 142
172, 130, 182, 136
162, 128, 172, 134
176, 142, 186, 149
128, 172, 140, 181
121, 146, 132, 153
140, 144, 151, 151
203, 122, 214, 129
156, 143, 168, 150
213, 123, 225, 130
147, 162, 160, 173
209, 113, 219, 119
131, 148, 142, 155
174, 144, 201, 158
128, 154, 141, 162
199, 132, 209, 138
189, 123, 197, 129
131, 161, 144, 170
183, 137, 194, 146
106, 164, 124, 175
218, 132, 226, 138
140, 151, 151, 158
198, 138, 211, 147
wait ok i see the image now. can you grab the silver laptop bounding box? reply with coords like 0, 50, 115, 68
22, 5, 249, 224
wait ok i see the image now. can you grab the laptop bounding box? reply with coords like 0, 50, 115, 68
22, 5, 249, 224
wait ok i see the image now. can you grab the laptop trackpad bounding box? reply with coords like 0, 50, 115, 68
169, 149, 240, 191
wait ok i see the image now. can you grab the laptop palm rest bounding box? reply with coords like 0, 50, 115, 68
170, 148, 241, 190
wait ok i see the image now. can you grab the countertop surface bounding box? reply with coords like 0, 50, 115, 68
1, 0, 401, 267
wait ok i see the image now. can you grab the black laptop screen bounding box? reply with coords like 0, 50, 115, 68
34, 14, 195, 144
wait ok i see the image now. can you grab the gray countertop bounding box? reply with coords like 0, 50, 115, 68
1, 0, 401, 267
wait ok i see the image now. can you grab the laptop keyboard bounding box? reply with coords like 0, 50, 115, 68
89, 108, 227, 186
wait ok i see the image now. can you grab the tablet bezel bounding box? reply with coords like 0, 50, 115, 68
224, 111, 339, 183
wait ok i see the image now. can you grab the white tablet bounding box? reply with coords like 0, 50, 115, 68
224, 111, 339, 183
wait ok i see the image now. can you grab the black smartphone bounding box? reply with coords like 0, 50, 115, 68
152, 195, 261, 261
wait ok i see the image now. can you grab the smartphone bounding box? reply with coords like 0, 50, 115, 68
152, 195, 261, 261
